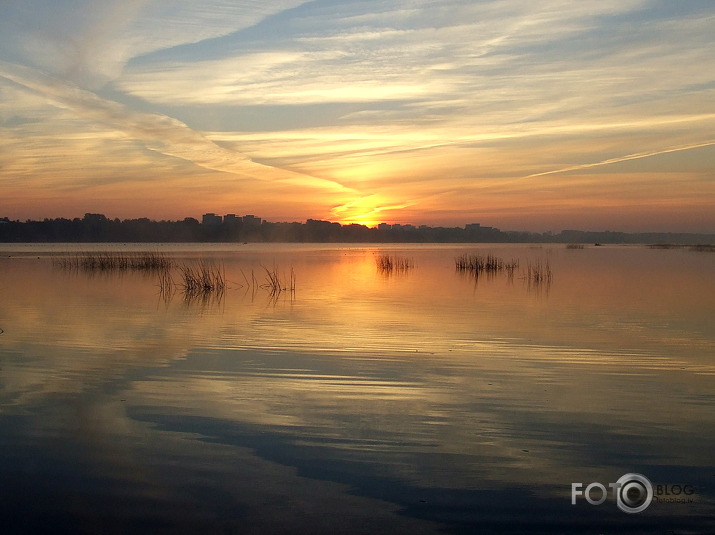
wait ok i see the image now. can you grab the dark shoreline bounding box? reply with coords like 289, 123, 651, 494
2, 214, 714, 245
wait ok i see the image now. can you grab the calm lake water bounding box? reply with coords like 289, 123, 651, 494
0, 243, 713, 534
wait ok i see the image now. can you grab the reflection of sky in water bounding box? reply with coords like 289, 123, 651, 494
0, 244, 714, 533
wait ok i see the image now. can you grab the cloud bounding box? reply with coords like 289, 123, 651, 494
525, 140, 715, 179
208, 111, 715, 186
116, 0, 652, 109
2, 0, 151, 88
0, 60, 351, 193
0, 0, 309, 88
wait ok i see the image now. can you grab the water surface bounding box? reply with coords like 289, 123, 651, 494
0, 243, 713, 534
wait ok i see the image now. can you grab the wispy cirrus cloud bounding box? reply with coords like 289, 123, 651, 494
525, 140, 715, 179
0, 60, 351, 193
0, 0, 308, 88
117, 0, 650, 107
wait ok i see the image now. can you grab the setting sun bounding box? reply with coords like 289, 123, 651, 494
329, 194, 419, 228
338, 217, 381, 228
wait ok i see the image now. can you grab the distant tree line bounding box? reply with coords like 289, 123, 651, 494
0, 214, 713, 244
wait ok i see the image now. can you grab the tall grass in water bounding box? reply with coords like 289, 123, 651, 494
376, 254, 414, 273
524, 259, 553, 284
157, 266, 175, 298
178, 261, 226, 294
650, 244, 715, 252
158, 261, 226, 306
55, 251, 172, 272
650, 244, 682, 249
455, 252, 552, 288
455, 254, 518, 276
159, 262, 296, 305
260, 266, 296, 299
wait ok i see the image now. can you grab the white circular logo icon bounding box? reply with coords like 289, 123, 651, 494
615, 473, 653, 513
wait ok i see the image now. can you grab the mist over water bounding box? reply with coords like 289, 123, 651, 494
0, 243, 713, 534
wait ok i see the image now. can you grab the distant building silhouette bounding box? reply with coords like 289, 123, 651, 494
83, 213, 108, 223
3, 212, 713, 245
202, 213, 222, 225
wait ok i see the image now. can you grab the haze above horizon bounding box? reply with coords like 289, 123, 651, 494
1, 1, 714, 233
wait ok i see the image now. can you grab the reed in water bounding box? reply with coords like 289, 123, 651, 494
523, 259, 553, 284
178, 261, 226, 294
55, 251, 173, 272
455, 254, 518, 276
375, 254, 414, 273
259, 266, 296, 299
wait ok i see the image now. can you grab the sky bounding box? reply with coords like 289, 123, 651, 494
1, 0, 714, 232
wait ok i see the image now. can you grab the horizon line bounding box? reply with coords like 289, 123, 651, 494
2, 213, 715, 237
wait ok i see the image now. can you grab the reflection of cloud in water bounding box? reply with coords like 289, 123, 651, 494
1, 397, 442, 534
128, 343, 715, 488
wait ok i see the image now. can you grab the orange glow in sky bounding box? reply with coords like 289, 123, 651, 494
1, 2, 714, 232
